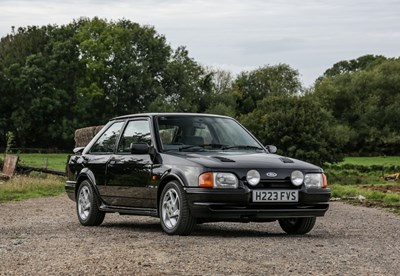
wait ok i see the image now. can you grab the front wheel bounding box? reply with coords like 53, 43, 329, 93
76, 180, 105, 226
160, 181, 196, 235
278, 217, 316, 235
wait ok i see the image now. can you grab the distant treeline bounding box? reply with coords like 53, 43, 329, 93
1, 17, 399, 165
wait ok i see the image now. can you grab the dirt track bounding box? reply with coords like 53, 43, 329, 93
0, 195, 399, 275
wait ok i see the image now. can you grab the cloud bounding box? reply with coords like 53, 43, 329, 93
0, 0, 399, 85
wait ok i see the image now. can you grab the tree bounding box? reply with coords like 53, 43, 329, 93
321, 55, 387, 78
314, 56, 400, 155
233, 64, 303, 115
159, 46, 213, 112
0, 18, 214, 149
0, 26, 53, 148
241, 95, 351, 165
0, 22, 84, 148
75, 17, 171, 124
205, 68, 236, 117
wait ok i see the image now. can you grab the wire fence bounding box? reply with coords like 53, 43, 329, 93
0, 148, 70, 154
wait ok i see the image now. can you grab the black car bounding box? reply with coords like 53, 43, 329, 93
66, 113, 330, 235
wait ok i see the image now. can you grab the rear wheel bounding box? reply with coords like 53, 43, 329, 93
76, 180, 105, 226
278, 217, 316, 235
160, 181, 196, 235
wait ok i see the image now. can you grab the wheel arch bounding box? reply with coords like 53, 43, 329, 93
157, 173, 186, 217
75, 169, 100, 200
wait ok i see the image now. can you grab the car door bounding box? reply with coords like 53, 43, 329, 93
83, 121, 125, 201
105, 118, 153, 207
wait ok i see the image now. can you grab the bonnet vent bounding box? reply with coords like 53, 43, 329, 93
280, 157, 294, 163
212, 156, 235, 162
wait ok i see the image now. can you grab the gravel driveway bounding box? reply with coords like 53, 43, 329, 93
0, 195, 399, 275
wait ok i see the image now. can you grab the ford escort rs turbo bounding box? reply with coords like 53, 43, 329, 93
66, 113, 330, 235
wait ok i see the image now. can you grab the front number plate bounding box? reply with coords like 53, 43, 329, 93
252, 190, 298, 202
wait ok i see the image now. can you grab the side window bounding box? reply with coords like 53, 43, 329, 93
117, 120, 152, 153
89, 122, 124, 153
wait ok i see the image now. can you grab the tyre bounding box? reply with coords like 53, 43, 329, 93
76, 180, 105, 226
160, 181, 196, 235
278, 217, 316, 235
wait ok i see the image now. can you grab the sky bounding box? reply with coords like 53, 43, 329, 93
0, 0, 399, 86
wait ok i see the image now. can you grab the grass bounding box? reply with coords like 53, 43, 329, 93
0, 153, 68, 203
341, 156, 400, 166
0, 173, 65, 203
331, 184, 400, 204
1, 153, 69, 171
331, 184, 400, 215
324, 155, 399, 185
327, 156, 400, 213
1, 153, 399, 212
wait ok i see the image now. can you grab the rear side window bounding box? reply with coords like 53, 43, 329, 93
90, 122, 124, 153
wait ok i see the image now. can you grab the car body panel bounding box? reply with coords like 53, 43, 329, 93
103, 153, 153, 207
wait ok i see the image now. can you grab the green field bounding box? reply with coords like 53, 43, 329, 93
1, 153, 68, 202
331, 184, 400, 204
2, 153, 69, 171
326, 156, 400, 212
324, 156, 399, 185
1, 154, 399, 209
341, 156, 400, 166
1, 154, 398, 172
0, 174, 65, 203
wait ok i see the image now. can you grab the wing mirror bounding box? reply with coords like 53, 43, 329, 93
265, 145, 277, 154
130, 142, 150, 154
73, 147, 85, 155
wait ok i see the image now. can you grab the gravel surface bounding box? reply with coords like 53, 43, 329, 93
0, 195, 399, 275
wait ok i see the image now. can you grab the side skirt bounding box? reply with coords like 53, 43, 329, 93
99, 204, 158, 217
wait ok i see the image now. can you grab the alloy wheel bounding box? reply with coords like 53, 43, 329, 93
161, 188, 181, 229
78, 185, 91, 220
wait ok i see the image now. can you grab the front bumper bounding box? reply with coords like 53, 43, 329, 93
65, 180, 76, 201
185, 186, 330, 221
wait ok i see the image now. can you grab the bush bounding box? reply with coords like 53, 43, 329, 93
241, 94, 350, 166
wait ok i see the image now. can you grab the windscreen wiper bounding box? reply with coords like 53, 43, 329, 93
179, 144, 227, 151
222, 145, 264, 150
199, 143, 227, 149
179, 145, 206, 152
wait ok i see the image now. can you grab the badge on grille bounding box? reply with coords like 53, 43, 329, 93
266, 172, 278, 177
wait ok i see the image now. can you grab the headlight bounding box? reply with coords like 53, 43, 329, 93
215, 173, 238, 188
304, 173, 328, 189
246, 170, 260, 186
198, 172, 238, 189
291, 170, 304, 186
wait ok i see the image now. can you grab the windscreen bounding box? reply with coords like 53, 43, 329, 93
157, 116, 263, 152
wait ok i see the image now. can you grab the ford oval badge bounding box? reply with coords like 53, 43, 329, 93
266, 172, 278, 177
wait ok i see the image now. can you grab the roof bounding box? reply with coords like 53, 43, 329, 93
111, 113, 232, 121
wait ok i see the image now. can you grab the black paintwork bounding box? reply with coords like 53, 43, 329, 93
66, 113, 330, 221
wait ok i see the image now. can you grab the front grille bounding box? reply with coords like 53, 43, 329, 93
250, 179, 298, 189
